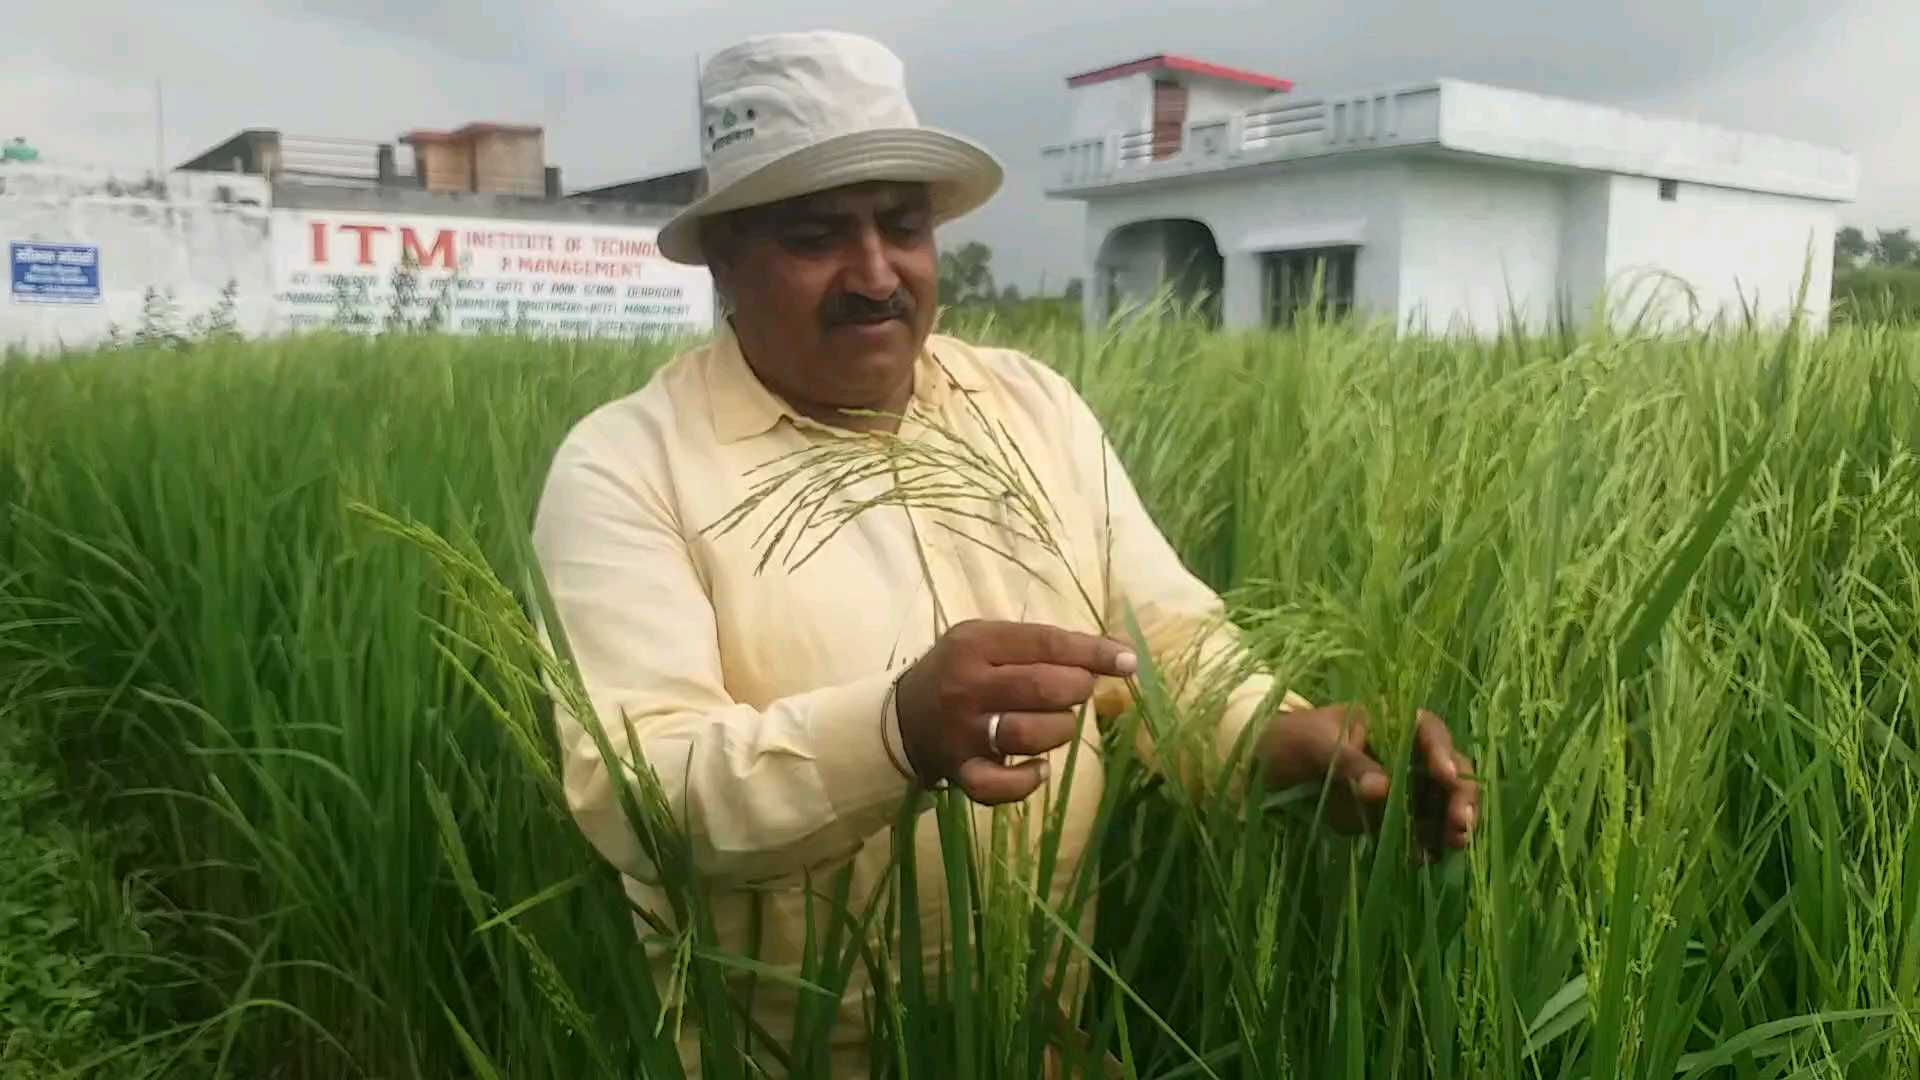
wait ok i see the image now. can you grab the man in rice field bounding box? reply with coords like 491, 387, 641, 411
531, 30, 1479, 1076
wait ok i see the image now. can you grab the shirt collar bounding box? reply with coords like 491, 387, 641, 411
704, 318, 976, 445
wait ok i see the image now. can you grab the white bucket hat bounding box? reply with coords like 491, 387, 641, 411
657, 31, 1004, 266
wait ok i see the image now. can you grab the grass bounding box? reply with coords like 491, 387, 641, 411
0, 725, 203, 1078
0, 302, 1916, 1078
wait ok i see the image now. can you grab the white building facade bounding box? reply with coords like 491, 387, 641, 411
1044, 57, 1860, 334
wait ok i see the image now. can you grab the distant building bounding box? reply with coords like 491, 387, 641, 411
177, 129, 293, 182
1043, 55, 1860, 333
3, 120, 715, 353
179, 122, 563, 198
400, 122, 556, 198
570, 167, 707, 208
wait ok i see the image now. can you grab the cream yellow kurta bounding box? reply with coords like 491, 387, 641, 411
530, 324, 1306, 1075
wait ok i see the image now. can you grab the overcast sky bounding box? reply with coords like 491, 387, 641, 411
8, 0, 1912, 291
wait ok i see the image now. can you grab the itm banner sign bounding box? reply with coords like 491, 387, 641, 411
271, 210, 713, 339
10, 242, 102, 304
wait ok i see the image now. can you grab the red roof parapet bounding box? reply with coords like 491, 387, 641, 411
1066, 54, 1292, 92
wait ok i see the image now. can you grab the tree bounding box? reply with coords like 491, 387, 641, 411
999, 284, 1022, 303
1835, 226, 1870, 271
1063, 278, 1084, 303
1873, 228, 1917, 268
938, 241, 996, 305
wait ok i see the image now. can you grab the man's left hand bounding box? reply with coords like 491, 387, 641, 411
1256, 704, 1479, 857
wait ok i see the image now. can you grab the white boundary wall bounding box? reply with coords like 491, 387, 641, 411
1, 166, 715, 354
1, 166, 276, 352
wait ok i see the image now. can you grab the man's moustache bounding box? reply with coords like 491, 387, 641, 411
823, 291, 914, 326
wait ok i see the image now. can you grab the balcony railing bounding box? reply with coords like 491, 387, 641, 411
1043, 84, 1432, 190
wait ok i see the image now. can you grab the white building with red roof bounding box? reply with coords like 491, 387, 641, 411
1043, 54, 1859, 333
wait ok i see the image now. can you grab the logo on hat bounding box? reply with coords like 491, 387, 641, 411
712, 109, 755, 154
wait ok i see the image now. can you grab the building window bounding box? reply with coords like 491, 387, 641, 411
1659, 178, 1679, 202
1262, 246, 1357, 326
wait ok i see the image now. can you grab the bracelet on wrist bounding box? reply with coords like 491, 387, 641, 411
881, 673, 915, 781
883, 660, 947, 791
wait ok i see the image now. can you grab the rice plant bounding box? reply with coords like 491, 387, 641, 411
0, 305, 1915, 1078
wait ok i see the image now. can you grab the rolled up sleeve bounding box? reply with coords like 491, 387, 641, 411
531, 421, 914, 888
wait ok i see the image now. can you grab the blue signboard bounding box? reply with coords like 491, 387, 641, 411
10, 242, 101, 304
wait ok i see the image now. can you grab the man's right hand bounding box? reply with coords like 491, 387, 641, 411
893, 620, 1138, 805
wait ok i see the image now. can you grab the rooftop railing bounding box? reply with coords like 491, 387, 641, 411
1043, 85, 1431, 190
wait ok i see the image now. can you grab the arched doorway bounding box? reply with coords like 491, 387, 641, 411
1094, 218, 1223, 325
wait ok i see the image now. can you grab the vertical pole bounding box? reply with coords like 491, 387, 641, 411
693, 52, 704, 159
154, 79, 166, 179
